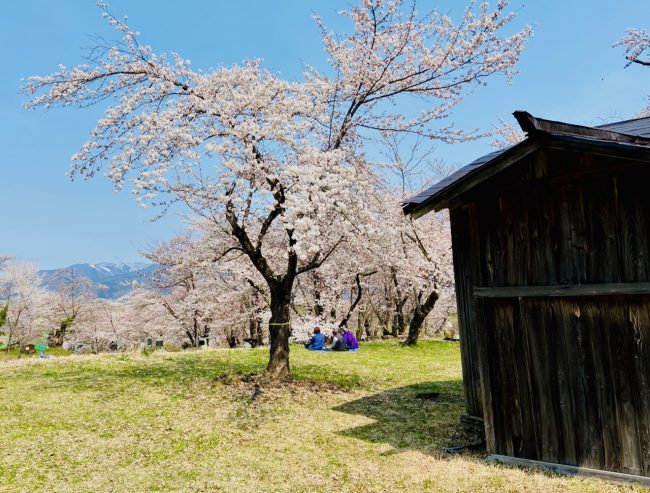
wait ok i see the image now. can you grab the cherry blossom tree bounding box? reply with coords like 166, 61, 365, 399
490, 117, 525, 149
367, 135, 456, 345
616, 28, 650, 67
70, 290, 185, 351
367, 185, 454, 345
196, 220, 272, 346
145, 229, 269, 348
47, 267, 98, 346
0, 258, 9, 331
145, 234, 215, 348
118, 288, 180, 347
0, 261, 53, 352
24, 0, 531, 379
615, 28, 650, 116
293, 224, 379, 328
290, 176, 455, 346
66, 298, 123, 352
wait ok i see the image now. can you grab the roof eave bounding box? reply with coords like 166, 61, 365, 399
403, 112, 650, 219
403, 139, 538, 217
404, 135, 650, 218
514, 111, 650, 145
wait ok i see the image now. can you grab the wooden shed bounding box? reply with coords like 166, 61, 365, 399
403, 112, 650, 483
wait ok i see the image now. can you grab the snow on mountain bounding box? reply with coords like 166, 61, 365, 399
90, 264, 112, 273
39, 262, 156, 299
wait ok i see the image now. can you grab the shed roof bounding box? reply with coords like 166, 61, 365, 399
403, 112, 650, 218
597, 116, 650, 137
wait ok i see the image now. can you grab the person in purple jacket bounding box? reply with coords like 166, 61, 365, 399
341, 326, 359, 350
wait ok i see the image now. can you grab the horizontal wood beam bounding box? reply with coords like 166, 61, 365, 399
487, 454, 650, 486
474, 283, 650, 298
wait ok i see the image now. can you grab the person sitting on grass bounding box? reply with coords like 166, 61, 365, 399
329, 329, 347, 351
341, 326, 359, 350
305, 327, 325, 351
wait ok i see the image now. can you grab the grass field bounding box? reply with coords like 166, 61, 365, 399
0, 347, 71, 362
0, 341, 643, 492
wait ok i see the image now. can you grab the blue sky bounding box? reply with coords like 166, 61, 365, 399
1, 1, 648, 269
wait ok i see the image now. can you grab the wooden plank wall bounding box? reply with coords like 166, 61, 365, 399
472, 151, 650, 287
454, 149, 650, 475
482, 296, 650, 475
450, 207, 483, 419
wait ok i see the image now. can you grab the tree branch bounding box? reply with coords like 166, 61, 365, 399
339, 270, 377, 328
225, 186, 279, 285
297, 236, 345, 275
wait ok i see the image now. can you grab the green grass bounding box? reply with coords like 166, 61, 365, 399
0, 347, 70, 362
0, 341, 642, 492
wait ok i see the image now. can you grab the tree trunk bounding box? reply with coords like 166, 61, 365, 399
340, 275, 361, 329
313, 286, 324, 317
381, 311, 393, 336
185, 329, 196, 348
391, 308, 405, 337
193, 314, 200, 348
339, 271, 376, 329
226, 331, 239, 348
204, 324, 210, 346
249, 313, 264, 346
266, 287, 292, 380
364, 318, 372, 340
403, 290, 439, 346
390, 268, 407, 336
48, 315, 75, 347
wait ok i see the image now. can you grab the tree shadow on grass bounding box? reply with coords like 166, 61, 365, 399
333, 380, 484, 458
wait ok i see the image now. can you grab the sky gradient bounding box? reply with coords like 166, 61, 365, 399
1, 1, 649, 269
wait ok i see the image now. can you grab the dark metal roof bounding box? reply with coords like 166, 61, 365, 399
403, 112, 650, 218
596, 116, 650, 138
403, 148, 506, 206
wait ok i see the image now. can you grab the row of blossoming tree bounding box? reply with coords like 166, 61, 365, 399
0, 188, 455, 354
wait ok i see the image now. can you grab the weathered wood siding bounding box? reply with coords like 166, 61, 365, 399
450, 207, 483, 419
481, 296, 650, 475
454, 148, 650, 475
467, 150, 650, 287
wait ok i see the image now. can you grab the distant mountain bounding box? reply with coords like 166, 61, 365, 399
39, 262, 156, 299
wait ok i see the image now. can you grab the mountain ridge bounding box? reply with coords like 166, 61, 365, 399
39, 262, 155, 299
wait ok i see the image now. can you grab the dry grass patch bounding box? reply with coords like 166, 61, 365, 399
0, 341, 645, 492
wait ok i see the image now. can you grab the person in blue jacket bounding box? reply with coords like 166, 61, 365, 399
305, 327, 325, 350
